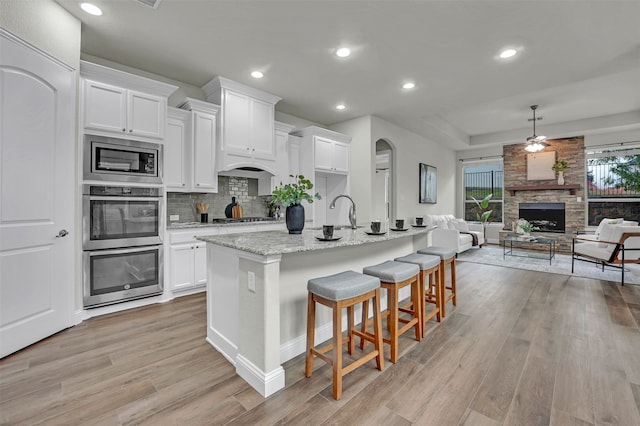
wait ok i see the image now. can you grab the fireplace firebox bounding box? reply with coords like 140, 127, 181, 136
519, 202, 565, 233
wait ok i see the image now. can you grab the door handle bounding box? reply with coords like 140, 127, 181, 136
56, 229, 69, 238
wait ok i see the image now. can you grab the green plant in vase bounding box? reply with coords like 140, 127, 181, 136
516, 218, 539, 235
552, 159, 568, 185
271, 175, 320, 234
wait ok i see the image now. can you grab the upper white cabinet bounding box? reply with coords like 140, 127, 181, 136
290, 126, 352, 226
202, 77, 281, 174
165, 108, 190, 190
314, 136, 349, 174
165, 99, 220, 193
80, 61, 177, 142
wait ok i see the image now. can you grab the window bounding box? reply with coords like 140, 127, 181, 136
462, 160, 503, 222
586, 145, 640, 226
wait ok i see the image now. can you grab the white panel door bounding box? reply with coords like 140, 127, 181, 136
0, 31, 75, 358
192, 111, 217, 191
128, 90, 164, 139
165, 116, 188, 190
223, 90, 250, 153
250, 98, 275, 159
314, 137, 334, 172
332, 142, 349, 174
83, 79, 127, 134
169, 244, 195, 291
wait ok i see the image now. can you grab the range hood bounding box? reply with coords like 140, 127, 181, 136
217, 166, 274, 179
217, 167, 275, 196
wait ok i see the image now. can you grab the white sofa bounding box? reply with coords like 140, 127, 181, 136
572, 218, 640, 285
424, 214, 485, 254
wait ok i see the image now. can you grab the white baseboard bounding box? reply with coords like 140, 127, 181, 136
236, 354, 285, 398
206, 328, 237, 366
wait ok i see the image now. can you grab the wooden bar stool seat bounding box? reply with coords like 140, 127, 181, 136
305, 270, 384, 400
394, 253, 442, 337
362, 260, 422, 363
418, 246, 457, 317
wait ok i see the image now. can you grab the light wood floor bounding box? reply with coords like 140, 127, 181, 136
2, 263, 640, 425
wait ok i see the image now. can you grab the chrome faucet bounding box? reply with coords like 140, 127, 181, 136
329, 194, 357, 229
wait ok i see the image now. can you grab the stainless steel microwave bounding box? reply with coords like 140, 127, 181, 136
83, 135, 163, 184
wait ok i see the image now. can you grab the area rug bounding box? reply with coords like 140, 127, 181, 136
456, 244, 640, 285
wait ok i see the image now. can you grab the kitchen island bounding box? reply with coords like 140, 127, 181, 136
198, 226, 431, 397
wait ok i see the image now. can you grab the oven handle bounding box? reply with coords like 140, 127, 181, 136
84, 196, 163, 202
85, 245, 162, 256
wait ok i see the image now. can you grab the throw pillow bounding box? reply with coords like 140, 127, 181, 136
451, 219, 470, 232
598, 222, 619, 248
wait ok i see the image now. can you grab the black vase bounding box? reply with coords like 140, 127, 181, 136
286, 204, 305, 234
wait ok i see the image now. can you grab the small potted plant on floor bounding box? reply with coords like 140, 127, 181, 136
552, 159, 568, 185
272, 174, 320, 234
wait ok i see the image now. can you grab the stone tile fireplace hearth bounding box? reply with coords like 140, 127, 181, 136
503, 137, 585, 252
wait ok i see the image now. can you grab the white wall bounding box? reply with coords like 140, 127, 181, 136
371, 116, 457, 222
584, 128, 640, 148
0, 0, 80, 69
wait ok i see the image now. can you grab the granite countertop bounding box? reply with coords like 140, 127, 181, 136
197, 225, 434, 256
167, 220, 283, 230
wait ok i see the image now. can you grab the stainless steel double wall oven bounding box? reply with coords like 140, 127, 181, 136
83, 135, 164, 308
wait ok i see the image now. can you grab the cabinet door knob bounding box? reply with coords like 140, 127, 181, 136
122, 128, 126, 132
129, 129, 133, 133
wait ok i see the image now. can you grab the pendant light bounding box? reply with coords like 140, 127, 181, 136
524, 105, 548, 152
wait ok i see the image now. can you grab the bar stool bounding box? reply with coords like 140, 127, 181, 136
362, 261, 422, 363
305, 270, 384, 400
418, 246, 457, 317
394, 253, 442, 337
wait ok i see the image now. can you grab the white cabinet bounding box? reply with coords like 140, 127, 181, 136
167, 223, 286, 296
168, 231, 210, 293
291, 126, 352, 226
202, 77, 281, 174
165, 108, 189, 189
314, 136, 349, 174
83, 80, 166, 140
80, 61, 177, 142
166, 100, 219, 193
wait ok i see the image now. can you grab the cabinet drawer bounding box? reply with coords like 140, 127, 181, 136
169, 229, 217, 244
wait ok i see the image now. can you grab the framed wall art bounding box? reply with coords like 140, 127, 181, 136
527, 151, 556, 180
419, 163, 437, 204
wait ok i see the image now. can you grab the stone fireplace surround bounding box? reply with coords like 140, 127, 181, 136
502, 137, 585, 252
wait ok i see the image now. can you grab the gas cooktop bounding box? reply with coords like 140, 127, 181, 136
210, 217, 277, 223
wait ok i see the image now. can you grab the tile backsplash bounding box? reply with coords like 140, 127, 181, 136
167, 176, 271, 222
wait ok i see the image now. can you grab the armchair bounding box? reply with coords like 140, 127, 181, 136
572, 221, 640, 285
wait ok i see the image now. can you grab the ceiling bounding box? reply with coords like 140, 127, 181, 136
56, 0, 640, 150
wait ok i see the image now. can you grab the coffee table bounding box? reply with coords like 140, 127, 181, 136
503, 236, 556, 264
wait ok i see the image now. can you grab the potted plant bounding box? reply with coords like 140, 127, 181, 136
271, 174, 320, 234
516, 218, 538, 236
552, 159, 568, 185
471, 193, 493, 239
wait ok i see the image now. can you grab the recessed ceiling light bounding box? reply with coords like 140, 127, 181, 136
402, 82, 416, 89
499, 48, 518, 59
336, 48, 351, 58
335, 104, 346, 110
251, 71, 264, 79
80, 2, 103, 16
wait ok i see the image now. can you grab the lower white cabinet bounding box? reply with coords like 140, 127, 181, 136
167, 223, 286, 295
168, 230, 211, 293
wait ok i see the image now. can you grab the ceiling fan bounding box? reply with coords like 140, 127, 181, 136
524, 105, 549, 152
